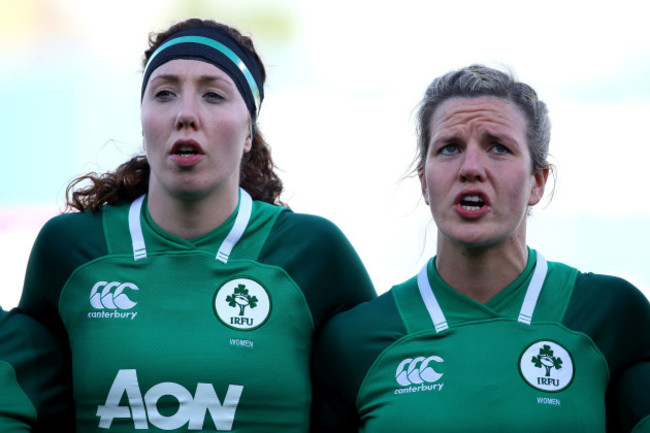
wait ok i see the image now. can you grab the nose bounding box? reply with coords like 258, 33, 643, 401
175, 96, 199, 130
458, 145, 486, 182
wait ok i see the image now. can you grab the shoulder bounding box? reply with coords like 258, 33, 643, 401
271, 210, 350, 242
39, 208, 104, 231
260, 210, 376, 329
575, 271, 643, 296
566, 272, 649, 321
563, 271, 650, 373
264, 210, 364, 268
262, 209, 365, 267
318, 290, 406, 352
311, 291, 405, 431
20, 210, 108, 317
33, 210, 106, 253
314, 291, 406, 393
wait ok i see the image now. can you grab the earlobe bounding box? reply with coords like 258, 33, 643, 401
243, 134, 252, 154
418, 166, 430, 205
244, 121, 253, 154
528, 168, 549, 206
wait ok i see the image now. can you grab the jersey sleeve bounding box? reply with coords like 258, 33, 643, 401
310, 291, 406, 432
0, 308, 75, 432
608, 361, 650, 433
0, 361, 34, 433
16, 211, 107, 432
259, 211, 377, 331
19, 211, 107, 328
564, 273, 650, 433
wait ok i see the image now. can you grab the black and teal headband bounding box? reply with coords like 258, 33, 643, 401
141, 26, 264, 122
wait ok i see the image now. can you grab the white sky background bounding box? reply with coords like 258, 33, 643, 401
1, 0, 649, 309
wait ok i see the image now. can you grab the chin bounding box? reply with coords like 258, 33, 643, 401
169, 186, 215, 202
443, 228, 512, 250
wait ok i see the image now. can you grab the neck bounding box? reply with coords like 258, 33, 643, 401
435, 235, 529, 304
146, 186, 239, 240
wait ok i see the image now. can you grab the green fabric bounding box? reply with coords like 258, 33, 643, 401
0, 361, 34, 432
19, 196, 376, 432
61, 253, 313, 431
631, 416, 650, 433
357, 257, 606, 432
0, 307, 76, 431
311, 250, 650, 433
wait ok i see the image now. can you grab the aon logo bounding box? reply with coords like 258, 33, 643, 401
97, 369, 243, 430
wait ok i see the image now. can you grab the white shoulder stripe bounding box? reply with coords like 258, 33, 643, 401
517, 253, 548, 325
417, 262, 449, 333
128, 195, 147, 261
216, 189, 253, 264
127, 189, 253, 264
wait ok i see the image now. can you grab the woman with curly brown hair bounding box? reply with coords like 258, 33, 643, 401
10, 18, 375, 432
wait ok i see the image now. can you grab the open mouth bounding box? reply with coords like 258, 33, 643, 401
171, 140, 204, 157
175, 146, 199, 157
459, 195, 485, 211
169, 140, 204, 167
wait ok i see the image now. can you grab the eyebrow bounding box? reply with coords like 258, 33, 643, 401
149, 73, 234, 87
482, 131, 520, 147
430, 132, 461, 146
430, 130, 520, 149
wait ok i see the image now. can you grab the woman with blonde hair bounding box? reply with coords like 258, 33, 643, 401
311, 64, 650, 433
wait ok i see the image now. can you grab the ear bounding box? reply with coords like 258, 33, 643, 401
418, 165, 430, 205
528, 168, 549, 206
243, 121, 253, 154
243, 134, 252, 154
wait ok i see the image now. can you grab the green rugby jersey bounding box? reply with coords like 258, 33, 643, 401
312, 249, 650, 433
0, 360, 33, 432
0, 308, 75, 432
19, 190, 376, 432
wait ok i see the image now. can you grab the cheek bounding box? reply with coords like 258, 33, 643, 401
422, 173, 448, 212
504, 172, 536, 209
214, 118, 240, 136
211, 116, 251, 147
422, 165, 445, 197
141, 127, 163, 158
140, 112, 160, 149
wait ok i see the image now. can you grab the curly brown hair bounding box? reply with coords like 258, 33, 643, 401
66, 18, 284, 212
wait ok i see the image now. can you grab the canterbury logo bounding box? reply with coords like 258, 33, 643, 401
90, 281, 138, 310
396, 356, 444, 386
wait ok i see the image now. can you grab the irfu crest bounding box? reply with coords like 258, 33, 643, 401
519, 340, 574, 392
226, 284, 259, 316
214, 278, 271, 331
531, 344, 563, 377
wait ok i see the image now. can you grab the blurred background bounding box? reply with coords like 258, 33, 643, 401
1, 0, 649, 308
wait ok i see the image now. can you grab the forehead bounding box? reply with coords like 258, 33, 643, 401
149, 58, 233, 82
430, 96, 527, 137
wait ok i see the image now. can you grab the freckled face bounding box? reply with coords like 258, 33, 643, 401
419, 96, 547, 248
141, 59, 251, 203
